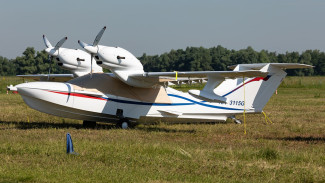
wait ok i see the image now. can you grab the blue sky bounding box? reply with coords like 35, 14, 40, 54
1, 0, 325, 59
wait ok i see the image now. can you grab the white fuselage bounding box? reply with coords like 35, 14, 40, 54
16, 73, 251, 124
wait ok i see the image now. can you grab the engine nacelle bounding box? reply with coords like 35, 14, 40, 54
97, 46, 143, 71
48, 48, 103, 77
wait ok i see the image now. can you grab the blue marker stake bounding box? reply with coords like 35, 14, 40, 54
66, 133, 77, 155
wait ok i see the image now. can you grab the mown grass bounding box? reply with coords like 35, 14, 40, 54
0, 76, 27, 94
0, 76, 324, 182
280, 76, 325, 89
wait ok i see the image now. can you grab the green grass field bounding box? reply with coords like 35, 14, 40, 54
0, 76, 324, 182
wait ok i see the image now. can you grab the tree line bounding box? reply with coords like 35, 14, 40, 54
0, 47, 68, 76
140, 46, 323, 76
1, 46, 324, 76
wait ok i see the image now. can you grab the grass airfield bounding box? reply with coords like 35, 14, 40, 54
0, 77, 324, 182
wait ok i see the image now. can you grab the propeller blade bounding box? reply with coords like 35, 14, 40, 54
54, 37, 68, 50
43, 35, 53, 48
93, 26, 106, 46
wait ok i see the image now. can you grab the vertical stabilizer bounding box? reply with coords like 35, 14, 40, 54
214, 63, 312, 113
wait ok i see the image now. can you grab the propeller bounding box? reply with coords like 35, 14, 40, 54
78, 26, 107, 78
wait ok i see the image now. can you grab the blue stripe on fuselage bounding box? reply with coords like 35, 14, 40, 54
99, 94, 242, 111
167, 94, 242, 111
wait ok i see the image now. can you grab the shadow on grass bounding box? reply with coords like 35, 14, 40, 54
135, 121, 228, 133
265, 136, 325, 143
136, 126, 196, 133
0, 121, 196, 133
0, 121, 116, 130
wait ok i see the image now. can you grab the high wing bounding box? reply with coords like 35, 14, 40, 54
17, 74, 74, 82
140, 70, 267, 78
130, 70, 268, 85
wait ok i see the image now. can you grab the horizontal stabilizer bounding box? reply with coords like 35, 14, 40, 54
228, 63, 313, 70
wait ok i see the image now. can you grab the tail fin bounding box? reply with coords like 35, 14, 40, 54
214, 63, 313, 112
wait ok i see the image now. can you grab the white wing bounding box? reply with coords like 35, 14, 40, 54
130, 70, 268, 86
139, 70, 267, 78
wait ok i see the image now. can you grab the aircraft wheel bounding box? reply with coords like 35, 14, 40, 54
83, 120, 96, 128
121, 122, 129, 129
117, 121, 129, 129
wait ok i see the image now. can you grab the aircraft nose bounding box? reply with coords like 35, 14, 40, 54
16, 82, 74, 112
16, 82, 72, 99
16, 82, 37, 98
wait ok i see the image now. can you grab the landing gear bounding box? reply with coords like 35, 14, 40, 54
229, 116, 242, 124
83, 120, 97, 128
234, 118, 242, 124
115, 108, 129, 129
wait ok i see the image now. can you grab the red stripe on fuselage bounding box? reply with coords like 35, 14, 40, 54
47, 90, 107, 101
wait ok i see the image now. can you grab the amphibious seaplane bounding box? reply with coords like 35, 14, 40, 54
15, 27, 313, 128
